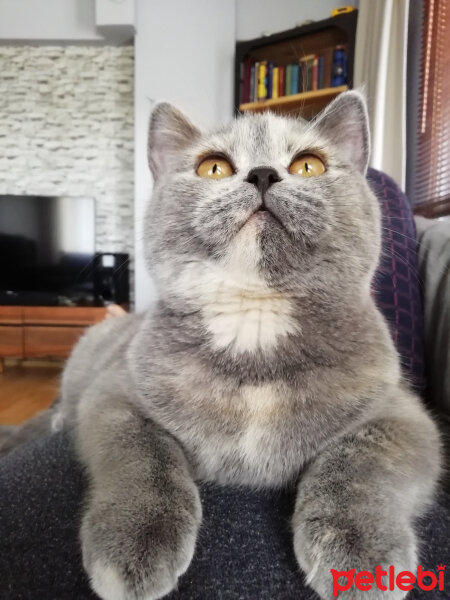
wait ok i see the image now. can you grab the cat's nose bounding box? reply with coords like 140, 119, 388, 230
246, 167, 281, 196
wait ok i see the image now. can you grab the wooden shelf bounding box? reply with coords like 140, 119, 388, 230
239, 86, 348, 115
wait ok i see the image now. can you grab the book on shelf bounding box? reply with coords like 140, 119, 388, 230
267, 62, 274, 100
257, 61, 267, 101
249, 63, 255, 103
312, 56, 319, 91
254, 62, 259, 102
291, 64, 300, 95
272, 67, 279, 99
318, 56, 324, 90
285, 64, 292, 97
278, 66, 285, 98
242, 57, 252, 104
239, 46, 348, 105
299, 55, 310, 91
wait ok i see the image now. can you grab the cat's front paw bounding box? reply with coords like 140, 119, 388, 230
81, 490, 202, 600
293, 515, 417, 600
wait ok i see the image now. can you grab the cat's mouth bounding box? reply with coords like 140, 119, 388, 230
248, 202, 284, 228
236, 195, 286, 234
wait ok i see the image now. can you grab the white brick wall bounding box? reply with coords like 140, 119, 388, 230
0, 45, 134, 270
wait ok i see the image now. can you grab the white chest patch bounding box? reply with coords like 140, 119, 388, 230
202, 290, 296, 353
174, 227, 299, 354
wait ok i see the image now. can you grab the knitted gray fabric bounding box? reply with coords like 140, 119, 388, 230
0, 431, 449, 600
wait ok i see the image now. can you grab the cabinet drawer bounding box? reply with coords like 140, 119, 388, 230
23, 326, 87, 358
23, 306, 107, 326
0, 306, 22, 324
0, 326, 23, 356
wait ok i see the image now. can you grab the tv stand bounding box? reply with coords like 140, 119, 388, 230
0, 306, 108, 372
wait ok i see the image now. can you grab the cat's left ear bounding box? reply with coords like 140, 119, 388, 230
148, 102, 200, 179
313, 90, 370, 174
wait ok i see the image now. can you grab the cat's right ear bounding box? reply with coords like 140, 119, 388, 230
312, 90, 370, 174
148, 103, 200, 179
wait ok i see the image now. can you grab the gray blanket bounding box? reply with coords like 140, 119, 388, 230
415, 216, 450, 415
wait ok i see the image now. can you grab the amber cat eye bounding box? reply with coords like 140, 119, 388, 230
289, 154, 326, 177
196, 156, 233, 179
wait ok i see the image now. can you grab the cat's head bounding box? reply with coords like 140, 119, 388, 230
145, 91, 381, 302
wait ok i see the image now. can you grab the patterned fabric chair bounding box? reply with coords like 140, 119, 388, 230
369, 168, 425, 392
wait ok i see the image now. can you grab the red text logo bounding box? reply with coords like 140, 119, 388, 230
331, 564, 446, 596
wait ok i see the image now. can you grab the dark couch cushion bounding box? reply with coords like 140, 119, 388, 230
0, 431, 449, 600
368, 168, 425, 392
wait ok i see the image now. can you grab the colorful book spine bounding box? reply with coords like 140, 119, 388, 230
307, 57, 314, 91
300, 55, 313, 92
291, 64, 300, 95
331, 46, 347, 86
318, 56, 324, 90
278, 66, 285, 97
249, 63, 255, 103
253, 62, 259, 101
312, 56, 319, 91
239, 51, 334, 106
300, 57, 307, 92
243, 58, 252, 103
285, 64, 292, 96
272, 67, 279, 99
297, 62, 303, 93
267, 62, 274, 100
257, 61, 267, 100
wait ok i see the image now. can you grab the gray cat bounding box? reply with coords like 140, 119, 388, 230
1, 91, 441, 600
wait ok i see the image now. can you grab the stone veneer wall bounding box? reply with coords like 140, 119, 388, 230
0, 45, 134, 280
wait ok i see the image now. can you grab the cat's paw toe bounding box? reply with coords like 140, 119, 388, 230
81, 495, 201, 600
293, 518, 417, 600
89, 562, 132, 600
89, 559, 181, 600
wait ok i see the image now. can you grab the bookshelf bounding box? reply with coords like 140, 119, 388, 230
239, 85, 348, 114
235, 11, 358, 117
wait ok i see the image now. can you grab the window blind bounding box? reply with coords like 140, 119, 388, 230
411, 0, 450, 217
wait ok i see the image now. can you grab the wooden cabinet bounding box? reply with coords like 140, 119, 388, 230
0, 306, 22, 324
23, 326, 87, 358
0, 326, 23, 357
21, 306, 107, 326
0, 306, 107, 371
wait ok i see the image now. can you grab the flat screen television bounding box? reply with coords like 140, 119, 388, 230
0, 194, 97, 306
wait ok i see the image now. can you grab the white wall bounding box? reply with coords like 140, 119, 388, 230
134, 0, 236, 310
0, 0, 103, 41
0, 0, 134, 43
236, 0, 358, 40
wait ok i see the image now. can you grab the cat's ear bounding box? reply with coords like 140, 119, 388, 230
148, 102, 200, 179
313, 90, 370, 174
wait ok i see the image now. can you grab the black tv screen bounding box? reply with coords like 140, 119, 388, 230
0, 195, 96, 305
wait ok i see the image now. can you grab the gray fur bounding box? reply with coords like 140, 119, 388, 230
0, 92, 441, 600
